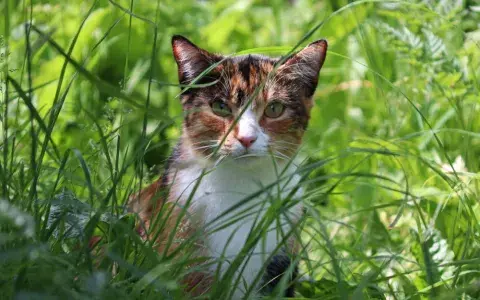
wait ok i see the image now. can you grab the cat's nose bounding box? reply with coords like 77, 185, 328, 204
237, 135, 257, 148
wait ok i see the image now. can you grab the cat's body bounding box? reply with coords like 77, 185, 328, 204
171, 142, 302, 297
129, 36, 327, 298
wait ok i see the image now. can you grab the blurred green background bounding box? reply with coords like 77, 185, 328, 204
1, 0, 480, 299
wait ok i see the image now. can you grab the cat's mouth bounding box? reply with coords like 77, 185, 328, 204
233, 152, 264, 160
214, 147, 264, 161
230, 147, 266, 159
204, 150, 264, 168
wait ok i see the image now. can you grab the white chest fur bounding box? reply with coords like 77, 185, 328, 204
171, 157, 302, 298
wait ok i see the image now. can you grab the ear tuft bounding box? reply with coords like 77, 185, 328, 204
171, 35, 221, 85
284, 39, 328, 73
278, 39, 328, 97
171, 35, 199, 61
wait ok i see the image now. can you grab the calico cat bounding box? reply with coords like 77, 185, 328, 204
129, 35, 327, 299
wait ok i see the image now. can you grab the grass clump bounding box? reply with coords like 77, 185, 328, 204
1, 0, 480, 299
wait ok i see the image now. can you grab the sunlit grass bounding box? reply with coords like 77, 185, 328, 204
1, 0, 479, 299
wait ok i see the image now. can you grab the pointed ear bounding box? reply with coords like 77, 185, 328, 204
171, 35, 222, 85
278, 39, 328, 97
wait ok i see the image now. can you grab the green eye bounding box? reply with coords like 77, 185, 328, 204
211, 100, 232, 117
264, 102, 285, 118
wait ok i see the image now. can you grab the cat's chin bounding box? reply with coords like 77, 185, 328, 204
232, 154, 265, 163
226, 155, 269, 170
195, 150, 288, 169
225, 152, 288, 167
201, 152, 267, 168
221, 153, 264, 162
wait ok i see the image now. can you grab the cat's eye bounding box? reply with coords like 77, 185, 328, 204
211, 100, 232, 117
264, 102, 285, 118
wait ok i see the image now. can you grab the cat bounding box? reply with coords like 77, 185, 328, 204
129, 35, 327, 299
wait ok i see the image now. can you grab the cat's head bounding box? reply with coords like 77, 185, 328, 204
172, 35, 327, 162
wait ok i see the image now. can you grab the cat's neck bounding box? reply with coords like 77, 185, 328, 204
168, 138, 297, 199
166, 137, 304, 230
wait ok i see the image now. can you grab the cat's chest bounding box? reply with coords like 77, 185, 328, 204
173, 160, 300, 231
174, 159, 284, 198
170, 159, 302, 297
172, 159, 297, 222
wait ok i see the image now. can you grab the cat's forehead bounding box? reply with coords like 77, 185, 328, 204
229, 54, 278, 76
219, 54, 278, 106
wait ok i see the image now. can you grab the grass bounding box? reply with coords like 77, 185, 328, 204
1, 0, 480, 299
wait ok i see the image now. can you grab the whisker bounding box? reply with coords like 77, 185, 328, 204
192, 145, 216, 151
234, 153, 265, 160
271, 140, 300, 146
191, 140, 218, 145
270, 145, 293, 152
273, 150, 292, 162
214, 155, 227, 167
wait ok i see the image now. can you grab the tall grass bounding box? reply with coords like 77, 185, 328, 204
1, 0, 480, 299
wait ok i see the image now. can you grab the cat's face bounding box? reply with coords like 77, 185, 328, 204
172, 36, 327, 162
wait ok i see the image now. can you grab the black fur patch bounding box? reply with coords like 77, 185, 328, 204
238, 55, 252, 83
163, 143, 181, 187
261, 252, 298, 297
237, 89, 245, 104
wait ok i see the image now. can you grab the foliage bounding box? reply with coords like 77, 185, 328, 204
1, 0, 480, 299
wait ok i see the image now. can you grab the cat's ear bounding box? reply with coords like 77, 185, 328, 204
172, 35, 222, 85
278, 39, 328, 97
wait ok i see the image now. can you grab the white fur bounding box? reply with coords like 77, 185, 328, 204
237, 109, 258, 139
171, 153, 302, 299
221, 107, 270, 158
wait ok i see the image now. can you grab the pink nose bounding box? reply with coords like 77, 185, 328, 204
237, 135, 257, 148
